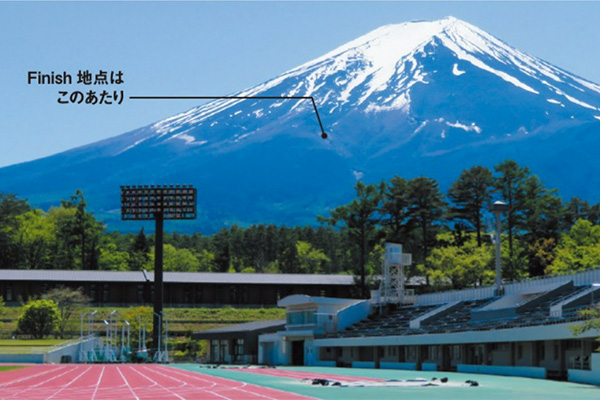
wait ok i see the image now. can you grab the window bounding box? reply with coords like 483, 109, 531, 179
6, 284, 12, 302
554, 344, 559, 360
286, 309, 316, 326
517, 345, 523, 359
220, 339, 228, 362
229, 286, 238, 303
211, 340, 219, 362
137, 285, 144, 303
234, 339, 244, 361
539, 344, 545, 360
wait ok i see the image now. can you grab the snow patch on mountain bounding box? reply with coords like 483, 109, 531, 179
446, 121, 483, 134
452, 63, 466, 76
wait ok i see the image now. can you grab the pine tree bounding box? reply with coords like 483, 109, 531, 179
380, 176, 411, 243
321, 181, 383, 298
405, 177, 447, 269
448, 166, 493, 247
493, 160, 529, 260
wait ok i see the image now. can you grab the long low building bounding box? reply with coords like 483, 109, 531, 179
0, 269, 356, 307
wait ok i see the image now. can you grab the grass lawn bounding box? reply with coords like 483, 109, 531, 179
0, 366, 27, 372
0, 339, 69, 354
0, 339, 66, 347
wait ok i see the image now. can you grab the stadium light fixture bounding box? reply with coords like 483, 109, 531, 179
121, 184, 197, 349
490, 201, 509, 297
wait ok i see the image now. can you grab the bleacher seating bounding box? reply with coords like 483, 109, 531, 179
325, 284, 597, 339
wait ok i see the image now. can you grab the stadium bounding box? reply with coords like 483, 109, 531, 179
2, 4, 600, 400
1, 244, 599, 400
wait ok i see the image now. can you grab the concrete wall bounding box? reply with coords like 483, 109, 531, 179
422, 362, 438, 371
380, 362, 417, 370
337, 300, 371, 331
0, 337, 96, 364
0, 354, 44, 363
352, 361, 375, 369
258, 333, 286, 365
313, 360, 336, 367
569, 353, 600, 386
315, 320, 599, 348
458, 364, 546, 379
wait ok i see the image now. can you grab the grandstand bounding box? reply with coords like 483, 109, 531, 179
248, 268, 600, 386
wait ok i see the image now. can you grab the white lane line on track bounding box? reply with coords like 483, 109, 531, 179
158, 366, 319, 400
0, 365, 67, 387
117, 366, 140, 400
126, 365, 187, 400
46, 366, 93, 400
1, 364, 84, 398
140, 366, 230, 400
91, 366, 105, 400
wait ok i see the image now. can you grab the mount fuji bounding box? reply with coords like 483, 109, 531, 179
2, 17, 600, 232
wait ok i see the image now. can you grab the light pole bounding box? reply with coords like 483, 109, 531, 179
80, 311, 89, 338
152, 311, 162, 362
109, 310, 117, 348
88, 310, 98, 336
490, 200, 509, 297
102, 320, 111, 361
125, 320, 130, 350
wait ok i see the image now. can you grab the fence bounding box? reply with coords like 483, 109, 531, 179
416, 268, 600, 306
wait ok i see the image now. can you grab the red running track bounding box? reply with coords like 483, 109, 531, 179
230, 367, 382, 382
0, 364, 318, 400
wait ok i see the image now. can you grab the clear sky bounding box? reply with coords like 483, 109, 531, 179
1, 1, 599, 168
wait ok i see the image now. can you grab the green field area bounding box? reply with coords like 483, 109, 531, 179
0, 366, 27, 372
0, 339, 69, 354
0, 306, 284, 335
174, 365, 600, 400
0, 306, 284, 358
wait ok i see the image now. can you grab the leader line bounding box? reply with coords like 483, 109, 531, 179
129, 95, 328, 139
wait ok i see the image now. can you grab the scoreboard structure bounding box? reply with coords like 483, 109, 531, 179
120, 184, 197, 352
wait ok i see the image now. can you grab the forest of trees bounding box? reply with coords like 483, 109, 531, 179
2, 160, 600, 296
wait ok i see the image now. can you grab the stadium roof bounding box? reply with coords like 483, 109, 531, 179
0, 269, 355, 285
192, 319, 286, 340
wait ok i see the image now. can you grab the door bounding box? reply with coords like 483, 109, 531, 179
291, 340, 305, 366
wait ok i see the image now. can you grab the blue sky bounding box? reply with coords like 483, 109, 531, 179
1, 1, 599, 168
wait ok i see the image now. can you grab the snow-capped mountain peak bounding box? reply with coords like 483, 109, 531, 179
3, 17, 600, 232
143, 17, 600, 152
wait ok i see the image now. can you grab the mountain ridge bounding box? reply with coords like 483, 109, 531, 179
2, 17, 600, 232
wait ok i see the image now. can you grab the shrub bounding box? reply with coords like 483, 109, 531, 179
17, 299, 60, 339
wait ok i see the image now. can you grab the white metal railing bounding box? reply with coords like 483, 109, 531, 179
416, 268, 600, 306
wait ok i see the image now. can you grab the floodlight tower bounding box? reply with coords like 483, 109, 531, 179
380, 242, 412, 305
490, 200, 509, 296
121, 184, 197, 350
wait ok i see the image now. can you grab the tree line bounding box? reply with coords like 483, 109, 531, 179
1, 159, 600, 296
